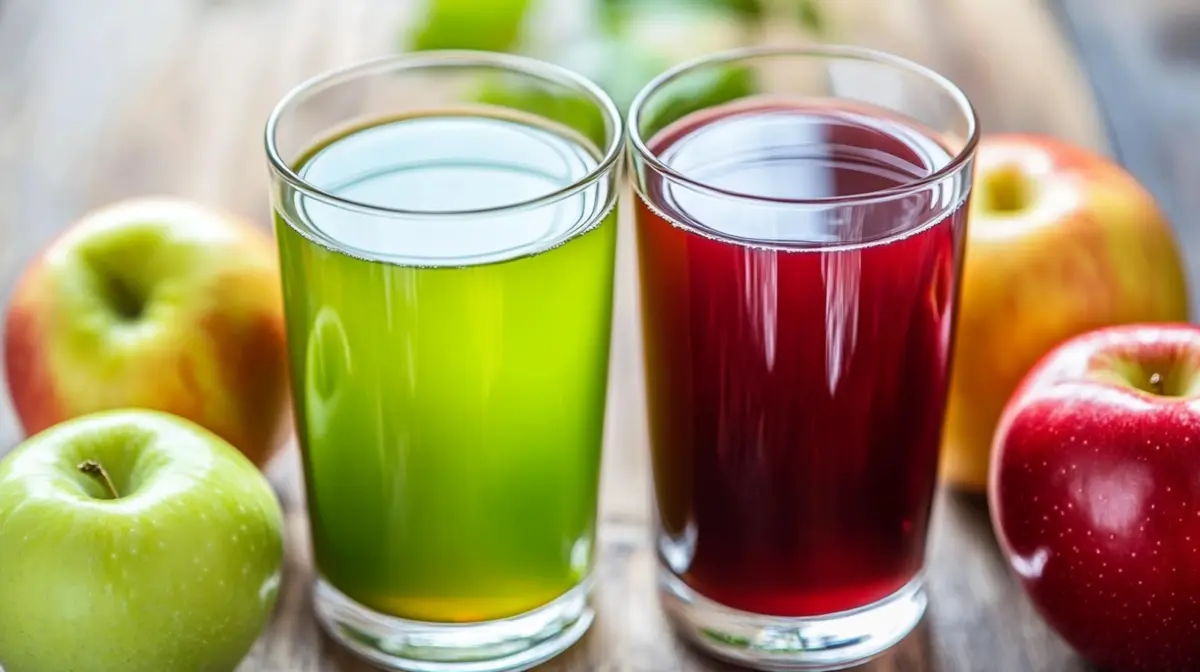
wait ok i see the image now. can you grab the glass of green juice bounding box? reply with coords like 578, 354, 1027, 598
264, 51, 622, 671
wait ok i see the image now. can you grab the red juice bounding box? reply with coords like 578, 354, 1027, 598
635, 99, 968, 617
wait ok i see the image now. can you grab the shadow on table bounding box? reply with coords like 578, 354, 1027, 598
305, 489, 1085, 672
320, 638, 378, 672
657, 619, 934, 672
315, 618, 936, 671
316, 626, 607, 671
941, 487, 1000, 557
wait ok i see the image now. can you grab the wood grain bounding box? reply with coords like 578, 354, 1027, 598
0, 0, 1150, 670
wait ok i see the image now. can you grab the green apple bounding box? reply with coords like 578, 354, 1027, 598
0, 409, 285, 672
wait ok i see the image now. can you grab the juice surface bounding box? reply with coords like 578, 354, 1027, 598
276, 111, 616, 622
636, 99, 968, 616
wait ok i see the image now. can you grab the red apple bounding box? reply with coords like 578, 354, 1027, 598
941, 133, 1190, 493
3, 197, 291, 468
990, 323, 1200, 671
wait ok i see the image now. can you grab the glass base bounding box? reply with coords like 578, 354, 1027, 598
659, 566, 927, 671
313, 576, 594, 672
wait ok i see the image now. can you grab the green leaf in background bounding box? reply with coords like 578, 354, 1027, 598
406, 0, 535, 53
636, 63, 757, 141
797, 0, 826, 35
558, 37, 674, 112
474, 76, 611, 151
716, 0, 767, 20
469, 31, 757, 151
598, 0, 764, 32
592, 0, 755, 73
467, 36, 672, 151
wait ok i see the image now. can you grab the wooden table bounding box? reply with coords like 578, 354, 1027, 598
0, 0, 1193, 670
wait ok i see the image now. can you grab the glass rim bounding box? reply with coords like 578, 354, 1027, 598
264, 50, 624, 218
626, 44, 981, 207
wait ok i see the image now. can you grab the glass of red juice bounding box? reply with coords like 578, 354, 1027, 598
627, 46, 979, 669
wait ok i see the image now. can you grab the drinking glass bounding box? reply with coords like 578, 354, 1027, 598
627, 45, 978, 669
265, 51, 622, 672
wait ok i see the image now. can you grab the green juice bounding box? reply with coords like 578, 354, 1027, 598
274, 111, 617, 623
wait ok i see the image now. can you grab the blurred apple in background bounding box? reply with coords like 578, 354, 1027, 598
0, 409, 284, 672
940, 134, 1190, 492
990, 324, 1200, 671
3, 197, 291, 468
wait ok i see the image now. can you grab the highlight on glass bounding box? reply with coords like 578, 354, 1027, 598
627, 45, 979, 669
265, 51, 623, 672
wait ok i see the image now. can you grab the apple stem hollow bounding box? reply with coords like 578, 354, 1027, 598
1150, 372, 1165, 396
78, 460, 120, 500
980, 163, 1034, 214
104, 274, 144, 320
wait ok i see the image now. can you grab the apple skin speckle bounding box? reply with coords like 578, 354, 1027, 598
991, 325, 1200, 671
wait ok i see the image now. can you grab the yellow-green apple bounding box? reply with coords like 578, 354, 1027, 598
990, 324, 1200, 671
3, 197, 291, 467
940, 134, 1190, 492
0, 409, 284, 672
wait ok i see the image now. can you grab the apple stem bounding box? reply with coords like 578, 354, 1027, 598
78, 460, 120, 500
1150, 372, 1165, 396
